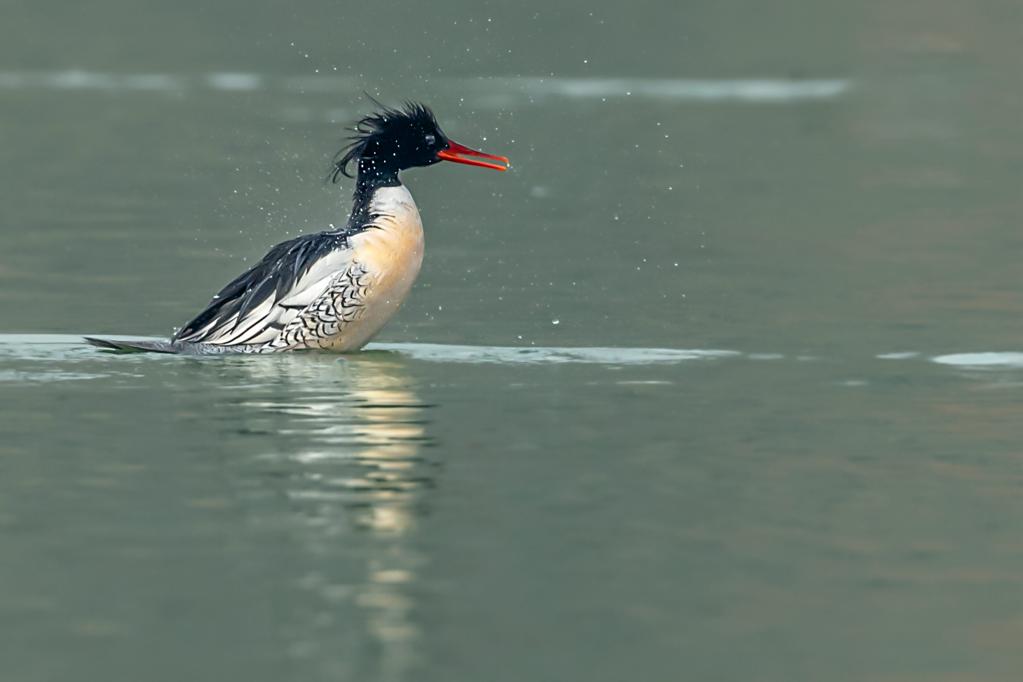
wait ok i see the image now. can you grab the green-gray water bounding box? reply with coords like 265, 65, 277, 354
3, 2, 1023, 680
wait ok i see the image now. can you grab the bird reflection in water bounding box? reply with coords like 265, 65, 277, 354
224, 352, 435, 680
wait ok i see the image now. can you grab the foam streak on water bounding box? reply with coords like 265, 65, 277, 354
367, 343, 738, 365
931, 352, 1023, 368
0, 70, 852, 102
8, 335, 1023, 372
472, 76, 851, 101
0, 335, 738, 367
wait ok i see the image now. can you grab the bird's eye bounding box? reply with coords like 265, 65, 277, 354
424, 134, 436, 147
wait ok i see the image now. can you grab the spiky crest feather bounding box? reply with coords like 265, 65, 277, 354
329, 101, 440, 182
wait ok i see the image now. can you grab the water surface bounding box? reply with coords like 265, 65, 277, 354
3, 1, 1023, 680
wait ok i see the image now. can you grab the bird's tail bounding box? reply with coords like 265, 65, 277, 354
83, 336, 263, 354
83, 337, 183, 354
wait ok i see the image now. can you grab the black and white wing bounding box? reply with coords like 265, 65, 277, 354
173, 231, 354, 347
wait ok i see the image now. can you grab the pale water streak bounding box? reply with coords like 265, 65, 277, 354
6, 335, 1023, 370
0, 335, 740, 367
931, 352, 1023, 368
367, 342, 739, 364
466, 76, 851, 101
0, 69, 851, 102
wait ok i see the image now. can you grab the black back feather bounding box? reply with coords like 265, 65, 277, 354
172, 231, 347, 342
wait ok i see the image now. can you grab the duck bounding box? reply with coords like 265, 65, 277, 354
86, 101, 508, 354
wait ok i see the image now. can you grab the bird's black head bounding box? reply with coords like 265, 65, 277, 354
330, 101, 509, 183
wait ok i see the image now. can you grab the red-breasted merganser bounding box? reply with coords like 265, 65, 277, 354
86, 102, 508, 354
